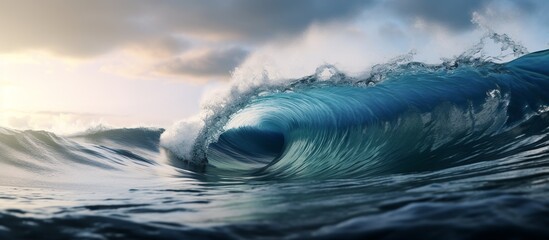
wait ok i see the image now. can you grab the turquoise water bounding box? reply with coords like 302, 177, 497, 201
1, 50, 549, 239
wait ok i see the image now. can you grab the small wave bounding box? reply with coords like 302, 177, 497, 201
0, 127, 167, 185
72, 127, 165, 151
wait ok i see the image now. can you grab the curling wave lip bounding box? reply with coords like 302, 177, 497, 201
200, 50, 549, 179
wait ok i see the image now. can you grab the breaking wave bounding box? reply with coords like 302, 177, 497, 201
161, 37, 549, 180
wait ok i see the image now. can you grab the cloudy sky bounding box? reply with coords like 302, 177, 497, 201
0, 0, 547, 133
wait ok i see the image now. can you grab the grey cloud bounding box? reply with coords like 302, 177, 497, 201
4, 0, 543, 80
0, 0, 372, 57
388, 0, 492, 31
157, 47, 249, 77
129, 36, 190, 58
387, 0, 543, 31
0, 1, 146, 56
378, 22, 405, 40
156, 0, 374, 41
1, 0, 544, 57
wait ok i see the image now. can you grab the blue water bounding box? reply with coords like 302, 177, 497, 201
1, 49, 549, 239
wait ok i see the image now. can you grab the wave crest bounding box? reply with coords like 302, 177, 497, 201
161, 36, 549, 179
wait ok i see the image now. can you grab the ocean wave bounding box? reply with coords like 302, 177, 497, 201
0, 127, 166, 185
1, 36, 549, 239
161, 45, 549, 179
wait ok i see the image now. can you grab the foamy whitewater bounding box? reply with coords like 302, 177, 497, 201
1, 35, 549, 239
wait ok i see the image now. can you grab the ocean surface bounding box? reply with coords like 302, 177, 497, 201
1, 46, 549, 239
